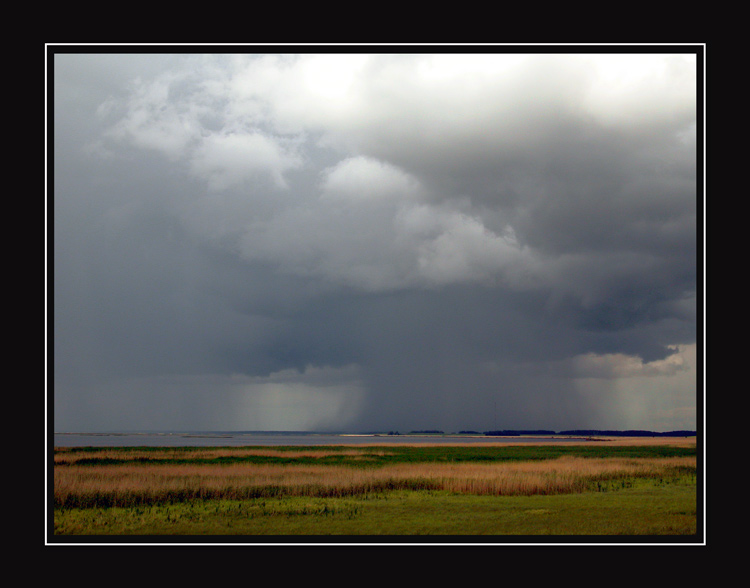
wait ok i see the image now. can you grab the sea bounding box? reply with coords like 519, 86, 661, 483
52, 431, 584, 447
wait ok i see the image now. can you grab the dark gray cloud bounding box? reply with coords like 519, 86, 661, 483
52, 50, 699, 433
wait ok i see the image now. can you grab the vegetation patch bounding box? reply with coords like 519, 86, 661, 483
52, 443, 698, 537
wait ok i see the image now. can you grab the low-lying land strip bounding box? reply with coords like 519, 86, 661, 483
51, 439, 698, 537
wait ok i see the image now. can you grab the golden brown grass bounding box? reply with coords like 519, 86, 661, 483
53, 447, 389, 466
54, 455, 696, 509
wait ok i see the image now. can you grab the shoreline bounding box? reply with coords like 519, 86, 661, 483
52, 431, 697, 448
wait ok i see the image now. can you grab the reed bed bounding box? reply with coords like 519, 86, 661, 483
54, 455, 696, 509
54, 447, 387, 466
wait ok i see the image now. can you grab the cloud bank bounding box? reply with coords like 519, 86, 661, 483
53, 50, 699, 432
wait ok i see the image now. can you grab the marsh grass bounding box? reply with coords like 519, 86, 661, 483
52, 444, 698, 536
54, 453, 695, 509
53, 447, 389, 464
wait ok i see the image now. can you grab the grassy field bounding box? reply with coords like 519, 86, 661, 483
51, 439, 699, 541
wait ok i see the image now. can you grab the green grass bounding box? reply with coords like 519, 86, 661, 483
57, 443, 695, 467
52, 475, 697, 538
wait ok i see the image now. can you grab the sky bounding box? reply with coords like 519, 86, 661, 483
50, 47, 701, 433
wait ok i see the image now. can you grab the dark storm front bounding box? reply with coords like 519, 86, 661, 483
53, 53, 699, 437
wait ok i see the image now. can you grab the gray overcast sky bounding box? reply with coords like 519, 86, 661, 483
51, 48, 700, 433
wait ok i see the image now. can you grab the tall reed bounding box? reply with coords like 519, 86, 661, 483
54, 455, 695, 509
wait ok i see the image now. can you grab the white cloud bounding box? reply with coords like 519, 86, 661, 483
97, 52, 696, 302
102, 52, 696, 168
320, 156, 423, 204
581, 54, 696, 131
235, 186, 529, 292
413, 210, 525, 286
190, 131, 302, 190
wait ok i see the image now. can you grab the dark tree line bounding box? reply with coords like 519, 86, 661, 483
385, 429, 696, 437
480, 429, 696, 437
555, 430, 696, 437
483, 430, 556, 436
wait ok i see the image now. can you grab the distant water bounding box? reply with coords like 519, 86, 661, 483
52, 431, 584, 447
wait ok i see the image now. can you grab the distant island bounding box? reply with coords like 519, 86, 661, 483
381, 429, 697, 437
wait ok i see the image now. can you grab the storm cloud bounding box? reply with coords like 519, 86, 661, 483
52, 49, 699, 433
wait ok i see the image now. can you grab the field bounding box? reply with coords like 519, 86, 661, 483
50, 437, 699, 541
